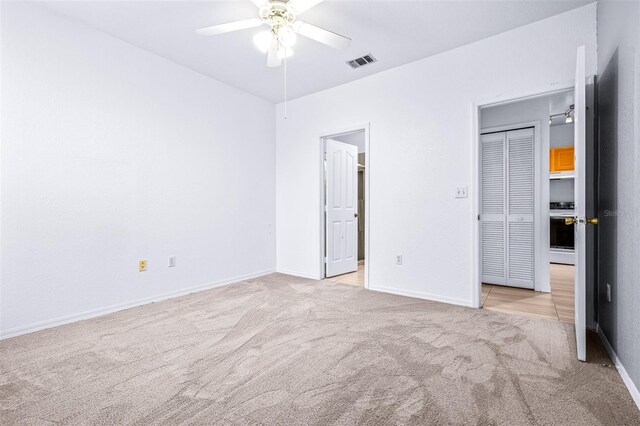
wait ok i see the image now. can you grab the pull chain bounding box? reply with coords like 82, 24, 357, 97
284, 52, 288, 120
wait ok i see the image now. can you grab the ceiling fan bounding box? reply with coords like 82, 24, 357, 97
196, 0, 351, 68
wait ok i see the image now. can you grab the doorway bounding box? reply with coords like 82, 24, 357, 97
472, 47, 593, 362
477, 89, 577, 322
320, 126, 369, 288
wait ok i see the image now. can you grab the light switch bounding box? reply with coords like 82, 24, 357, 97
456, 187, 468, 198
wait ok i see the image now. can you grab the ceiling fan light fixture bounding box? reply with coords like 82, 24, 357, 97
198, 0, 350, 68
253, 30, 274, 53
278, 25, 297, 47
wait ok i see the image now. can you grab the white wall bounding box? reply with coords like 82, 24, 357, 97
550, 123, 575, 148
596, 0, 640, 406
550, 124, 575, 202
0, 2, 276, 337
275, 4, 596, 306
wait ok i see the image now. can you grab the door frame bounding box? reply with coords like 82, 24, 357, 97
471, 82, 574, 308
319, 123, 370, 289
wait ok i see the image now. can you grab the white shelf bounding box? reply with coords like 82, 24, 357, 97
550, 171, 575, 180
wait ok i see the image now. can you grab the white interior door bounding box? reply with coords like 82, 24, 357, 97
481, 132, 507, 285
325, 139, 358, 277
506, 128, 535, 289
574, 45, 587, 361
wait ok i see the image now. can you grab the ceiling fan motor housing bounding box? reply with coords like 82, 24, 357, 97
259, 1, 296, 30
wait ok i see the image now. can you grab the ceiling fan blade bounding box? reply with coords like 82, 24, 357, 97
288, 0, 325, 14
267, 39, 282, 67
250, 0, 268, 7
196, 18, 262, 36
293, 21, 351, 50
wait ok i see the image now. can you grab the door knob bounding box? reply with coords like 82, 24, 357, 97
565, 217, 598, 225
354, 213, 359, 218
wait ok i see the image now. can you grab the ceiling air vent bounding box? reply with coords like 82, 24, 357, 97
346, 54, 377, 69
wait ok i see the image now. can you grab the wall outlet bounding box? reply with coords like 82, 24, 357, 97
455, 186, 468, 198
138, 260, 147, 272
396, 254, 403, 265
168, 256, 176, 268
606, 283, 611, 302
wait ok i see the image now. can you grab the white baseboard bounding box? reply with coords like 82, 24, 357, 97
275, 268, 321, 280
597, 325, 640, 410
368, 284, 473, 308
0, 268, 276, 340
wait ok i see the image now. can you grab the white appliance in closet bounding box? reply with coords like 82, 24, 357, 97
481, 128, 535, 289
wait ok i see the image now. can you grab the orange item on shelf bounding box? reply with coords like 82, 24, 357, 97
550, 146, 575, 172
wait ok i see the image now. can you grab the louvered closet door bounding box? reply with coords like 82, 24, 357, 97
506, 128, 534, 289
481, 132, 507, 285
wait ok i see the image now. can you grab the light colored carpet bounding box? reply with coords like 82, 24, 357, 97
1, 273, 638, 425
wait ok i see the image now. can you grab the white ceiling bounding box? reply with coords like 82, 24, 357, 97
36, 0, 591, 103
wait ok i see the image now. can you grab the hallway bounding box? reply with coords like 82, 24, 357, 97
482, 264, 575, 322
